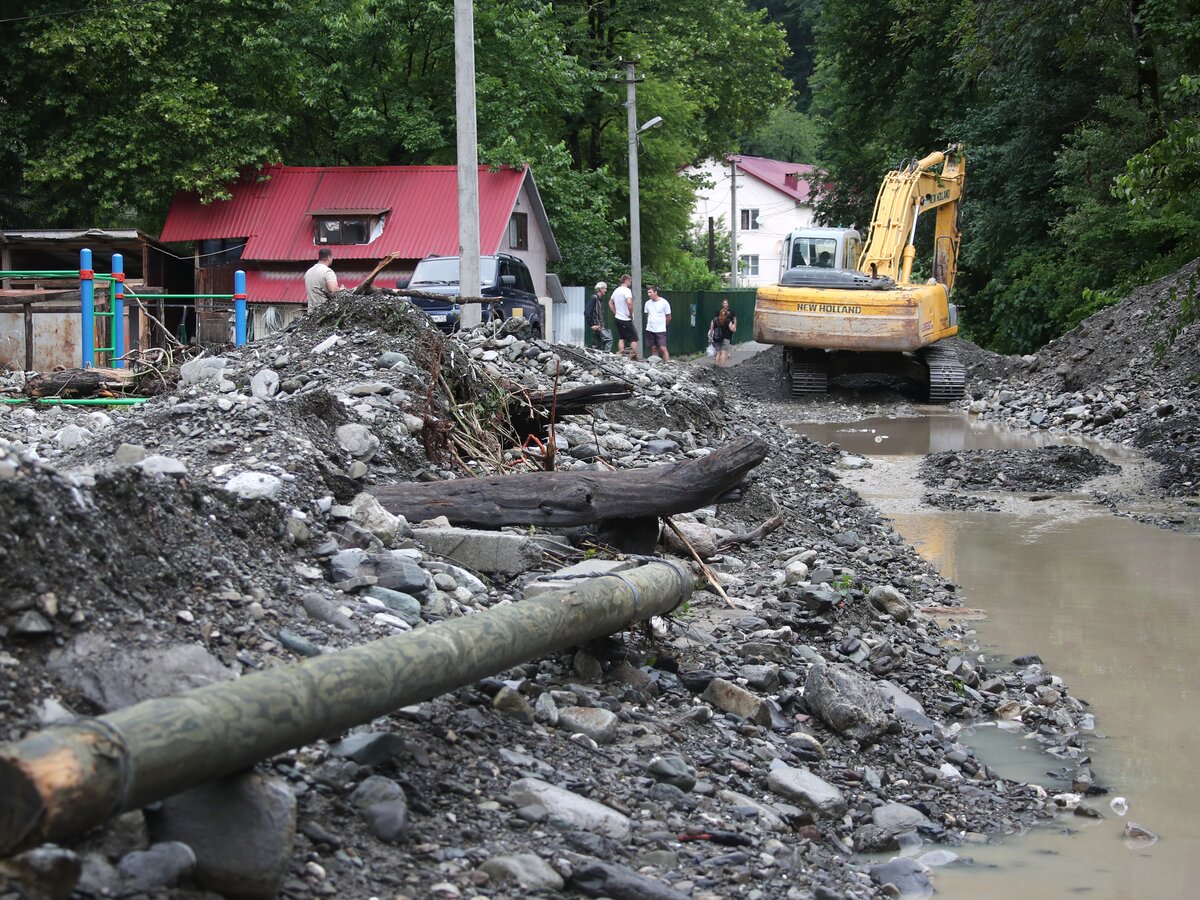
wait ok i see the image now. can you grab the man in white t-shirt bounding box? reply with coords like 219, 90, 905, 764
643, 284, 672, 362
608, 274, 637, 358
304, 249, 341, 312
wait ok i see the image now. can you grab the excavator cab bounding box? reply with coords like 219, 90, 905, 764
780, 227, 862, 276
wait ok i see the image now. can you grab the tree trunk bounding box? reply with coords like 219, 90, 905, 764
370, 435, 768, 528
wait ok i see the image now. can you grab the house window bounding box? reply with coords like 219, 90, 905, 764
740, 208, 760, 231
508, 212, 529, 251
198, 238, 246, 267
310, 208, 388, 245
315, 217, 369, 245
739, 254, 760, 277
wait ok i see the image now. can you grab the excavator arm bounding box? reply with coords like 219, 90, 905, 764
857, 145, 966, 291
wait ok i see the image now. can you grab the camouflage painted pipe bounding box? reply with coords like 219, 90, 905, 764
0, 560, 692, 856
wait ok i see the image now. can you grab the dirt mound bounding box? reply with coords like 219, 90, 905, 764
921, 446, 1120, 493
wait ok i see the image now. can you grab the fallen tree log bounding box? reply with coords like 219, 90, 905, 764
509, 381, 635, 440
370, 435, 768, 528
23, 368, 141, 399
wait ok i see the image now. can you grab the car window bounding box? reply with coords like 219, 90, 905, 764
514, 262, 535, 294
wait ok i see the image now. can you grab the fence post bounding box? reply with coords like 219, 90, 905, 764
234, 270, 247, 346
111, 253, 125, 368
79, 248, 94, 368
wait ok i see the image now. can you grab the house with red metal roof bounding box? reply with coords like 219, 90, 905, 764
684, 155, 817, 287
159, 163, 559, 339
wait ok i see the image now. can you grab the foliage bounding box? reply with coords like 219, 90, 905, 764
739, 106, 822, 163
803, 0, 1200, 353
0, 0, 790, 286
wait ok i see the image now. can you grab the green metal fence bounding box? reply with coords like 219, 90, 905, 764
603, 289, 758, 357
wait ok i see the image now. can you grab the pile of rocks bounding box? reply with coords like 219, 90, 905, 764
1, 291, 1097, 899
960, 259, 1200, 499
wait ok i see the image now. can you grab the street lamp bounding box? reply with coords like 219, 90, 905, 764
626, 61, 663, 351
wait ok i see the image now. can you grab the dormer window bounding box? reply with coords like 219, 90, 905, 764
310, 208, 389, 245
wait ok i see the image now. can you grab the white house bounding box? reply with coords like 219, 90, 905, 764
686, 155, 817, 287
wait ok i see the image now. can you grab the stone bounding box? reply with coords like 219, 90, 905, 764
717, 790, 788, 832
224, 471, 283, 501
277, 629, 321, 657
54, 423, 91, 449
373, 551, 434, 595
700, 678, 772, 725
180, 356, 228, 384
116, 842, 196, 892
873, 802, 931, 839
350, 492, 409, 544
113, 442, 148, 464
494, 687, 534, 722
661, 520, 719, 559
739, 663, 780, 691
250, 368, 280, 398
364, 587, 423, 623
647, 755, 697, 792
329, 548, 369, 582
146, 773, 295, 899
478, 854, 565, 892
804, 662, 890, 744
336, 423, 378, 457
378, 351, 410, 368
2, 845, 82, 899
48, 634, 235, 712
766, 761, 847, 817
300, 592, 358, 633
362, 799, 411, 843
645, 439, 680, 454
330, 731, 407, 766
11, 610, 54, 636
558, 706, 619, 744
506, 778, 631, 840
869, 858, 933, 897
867, 585, 913, 623
350, 775, 406, 809
413, 526, 544, 575
137, 455, 188, 477
569, 859, 689, 900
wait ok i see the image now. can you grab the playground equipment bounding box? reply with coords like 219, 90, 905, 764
0, 249, 247, 370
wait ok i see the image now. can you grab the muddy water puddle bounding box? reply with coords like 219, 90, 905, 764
792, 411, 1200, 899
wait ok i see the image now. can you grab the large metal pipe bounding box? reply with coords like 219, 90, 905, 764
0, 561, 692, 856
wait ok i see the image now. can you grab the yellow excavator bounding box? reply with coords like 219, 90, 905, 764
754, 144, 967, 401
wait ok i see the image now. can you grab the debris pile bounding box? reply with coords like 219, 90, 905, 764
1, 291, 1096, 899
962, 259, 1200, 499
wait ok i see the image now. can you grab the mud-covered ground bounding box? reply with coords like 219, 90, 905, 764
919, 447, 1120, 494
0, 292, 1099, 900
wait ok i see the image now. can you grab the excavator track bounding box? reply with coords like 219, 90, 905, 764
787, 349, 830, 396
919, 344, 966, 403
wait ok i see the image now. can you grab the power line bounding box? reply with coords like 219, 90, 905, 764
0, 0, 161, 26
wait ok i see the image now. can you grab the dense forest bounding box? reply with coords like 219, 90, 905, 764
1, 0, 1198, 353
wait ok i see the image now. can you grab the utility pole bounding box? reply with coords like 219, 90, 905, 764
730, 157, 738, 288
454, 0, 481, 328
623, 60, 645, 350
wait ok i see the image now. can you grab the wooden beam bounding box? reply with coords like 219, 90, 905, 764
370, 435, 768, 528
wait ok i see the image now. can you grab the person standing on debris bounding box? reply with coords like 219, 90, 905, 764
305, 249, 341, 312
644, 285, 672, 362
708, 298, 737, 366
608, 274, 638, 358
585, 281, 611, 350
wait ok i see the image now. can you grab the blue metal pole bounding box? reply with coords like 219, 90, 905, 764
234, 270, 247, 346
111, 253, 125, 368
80, 248, 95, 368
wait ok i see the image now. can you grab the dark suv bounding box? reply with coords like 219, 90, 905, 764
404, 253, 544, 336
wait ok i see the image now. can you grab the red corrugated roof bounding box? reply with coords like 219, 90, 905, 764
731, 156, 817, 203
160, 164, 531, 261
243, 267, 411, 305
